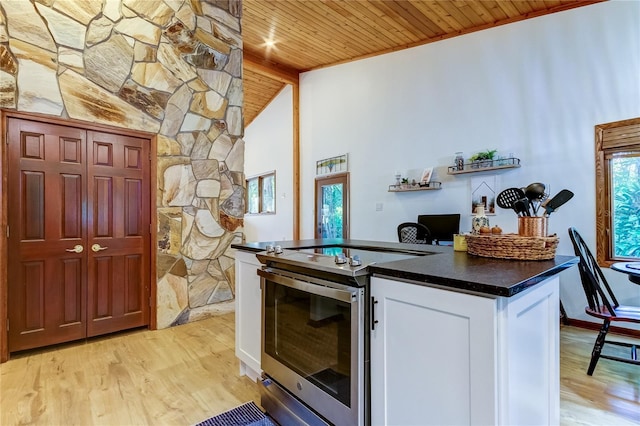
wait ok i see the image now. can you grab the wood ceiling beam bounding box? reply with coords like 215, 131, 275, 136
243, 50, 299, 85
291, 83, 300, 240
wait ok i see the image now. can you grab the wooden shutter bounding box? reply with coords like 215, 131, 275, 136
599, 119, 640, 150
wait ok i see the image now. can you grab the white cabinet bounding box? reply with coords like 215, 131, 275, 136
370, 275, 560, 426
234, 250, 263, 382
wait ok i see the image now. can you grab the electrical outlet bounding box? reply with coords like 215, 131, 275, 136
375, 203, 383, 211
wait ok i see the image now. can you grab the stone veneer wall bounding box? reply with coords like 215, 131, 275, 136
0, 0, 244, 328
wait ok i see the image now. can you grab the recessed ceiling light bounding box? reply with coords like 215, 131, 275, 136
264, 23, 277, 50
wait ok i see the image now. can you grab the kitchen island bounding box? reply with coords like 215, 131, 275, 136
233, 238, 576, 296
232, 239, 577, 426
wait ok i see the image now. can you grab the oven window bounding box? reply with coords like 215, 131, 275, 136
264, 279, 352, 407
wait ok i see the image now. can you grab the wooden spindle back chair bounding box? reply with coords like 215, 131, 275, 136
568, 227, 640, 375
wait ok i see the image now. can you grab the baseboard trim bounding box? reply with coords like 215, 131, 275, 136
563, 318, 640, 339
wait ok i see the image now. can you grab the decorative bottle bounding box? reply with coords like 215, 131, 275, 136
472, 206, 489, 234
454, 152, 464, 171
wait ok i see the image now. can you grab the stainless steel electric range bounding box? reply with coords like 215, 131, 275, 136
256, 246, 428, 426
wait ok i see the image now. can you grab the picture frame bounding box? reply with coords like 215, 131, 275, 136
470, 175, 497, 215
421, 167, 433, 183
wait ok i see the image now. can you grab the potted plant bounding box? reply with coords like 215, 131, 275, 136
469, 149, 498, 168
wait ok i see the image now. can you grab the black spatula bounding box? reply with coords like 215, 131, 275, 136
543, 189, 574, 216
514, 198, 531, 216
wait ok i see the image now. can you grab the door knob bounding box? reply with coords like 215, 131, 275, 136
91, 244, 108, 252
65, 245, 84, 253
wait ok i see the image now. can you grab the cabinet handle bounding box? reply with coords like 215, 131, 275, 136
371, 297, 379, 331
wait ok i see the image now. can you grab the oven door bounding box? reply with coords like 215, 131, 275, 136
258, 268, 365, 426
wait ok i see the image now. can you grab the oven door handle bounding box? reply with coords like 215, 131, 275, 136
258, 269, 356, 304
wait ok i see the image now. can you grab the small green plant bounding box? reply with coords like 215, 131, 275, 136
469, 149, 498, 162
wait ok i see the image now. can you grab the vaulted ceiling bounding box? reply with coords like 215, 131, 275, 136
241, 0, 602, 126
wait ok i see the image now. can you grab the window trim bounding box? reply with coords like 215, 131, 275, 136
245, 170, 276, 215
595, 117, 640, 266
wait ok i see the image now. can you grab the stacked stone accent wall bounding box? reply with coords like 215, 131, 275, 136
0, 0, 244, 328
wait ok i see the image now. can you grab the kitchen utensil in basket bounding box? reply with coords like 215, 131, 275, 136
524, 182, 546, 215
524, 183, 546, 199
497, 188, 526, 214
543, 189, 574, 216
514, 198, 531, 216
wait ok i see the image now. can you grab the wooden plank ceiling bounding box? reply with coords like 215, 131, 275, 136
241, 0, 602, 126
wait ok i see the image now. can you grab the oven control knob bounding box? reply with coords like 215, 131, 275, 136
265, 245, 274, 253
274, 245, 283, 254
335, 253, 347, 264
349, 255, 362, 266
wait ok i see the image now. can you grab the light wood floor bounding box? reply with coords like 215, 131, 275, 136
559, 326, 640, 425
0, 314, 259, 426
1, 315, 639, 425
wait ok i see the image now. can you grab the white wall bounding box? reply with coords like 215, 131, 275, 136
244, 1, 640, 325
243, 84, 294, 243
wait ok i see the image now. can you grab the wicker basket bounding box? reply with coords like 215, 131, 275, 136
465, 233, 559, 260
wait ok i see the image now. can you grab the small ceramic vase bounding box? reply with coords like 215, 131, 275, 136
472, 206, 489, 234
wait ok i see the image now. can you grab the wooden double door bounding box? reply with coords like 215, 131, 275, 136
6, 117, 151, 353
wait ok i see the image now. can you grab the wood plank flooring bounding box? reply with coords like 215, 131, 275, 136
1, 315, 639, 425
559, 326, 640, 425
0, 314, 259, 426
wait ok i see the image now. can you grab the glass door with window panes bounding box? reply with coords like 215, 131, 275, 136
315, 173, 349, 239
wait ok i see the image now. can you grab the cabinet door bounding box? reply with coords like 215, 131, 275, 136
234, 250, 263, 380
499, 276, 560, 426
370, 277, 497, 426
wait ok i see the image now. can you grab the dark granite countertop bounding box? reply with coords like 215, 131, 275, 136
231, 239, 578, 297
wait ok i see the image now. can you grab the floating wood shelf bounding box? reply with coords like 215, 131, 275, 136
447, 158, 521, 175
388, 181, 442, 192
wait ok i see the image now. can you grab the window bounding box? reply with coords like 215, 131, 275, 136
246, 171, 275, 214
595, 118, 640, 265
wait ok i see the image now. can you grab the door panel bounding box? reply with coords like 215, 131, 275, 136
62, 174, 83, 238
92, 256, 113, 319
86, 131, 149, 337
8, 118, 87, 352
62, 258, 83, 323
125, 179, 142, 236
22, 261, 44, 331
22, 171, 45, 239
93, 176, 113, 237
125, 255, 143, 312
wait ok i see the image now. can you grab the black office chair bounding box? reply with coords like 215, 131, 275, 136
417, 214, 460, 245
397, 222, 432, 244
567, 227, 640, 375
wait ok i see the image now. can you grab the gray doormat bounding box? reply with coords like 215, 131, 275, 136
195, 401, 276, 426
